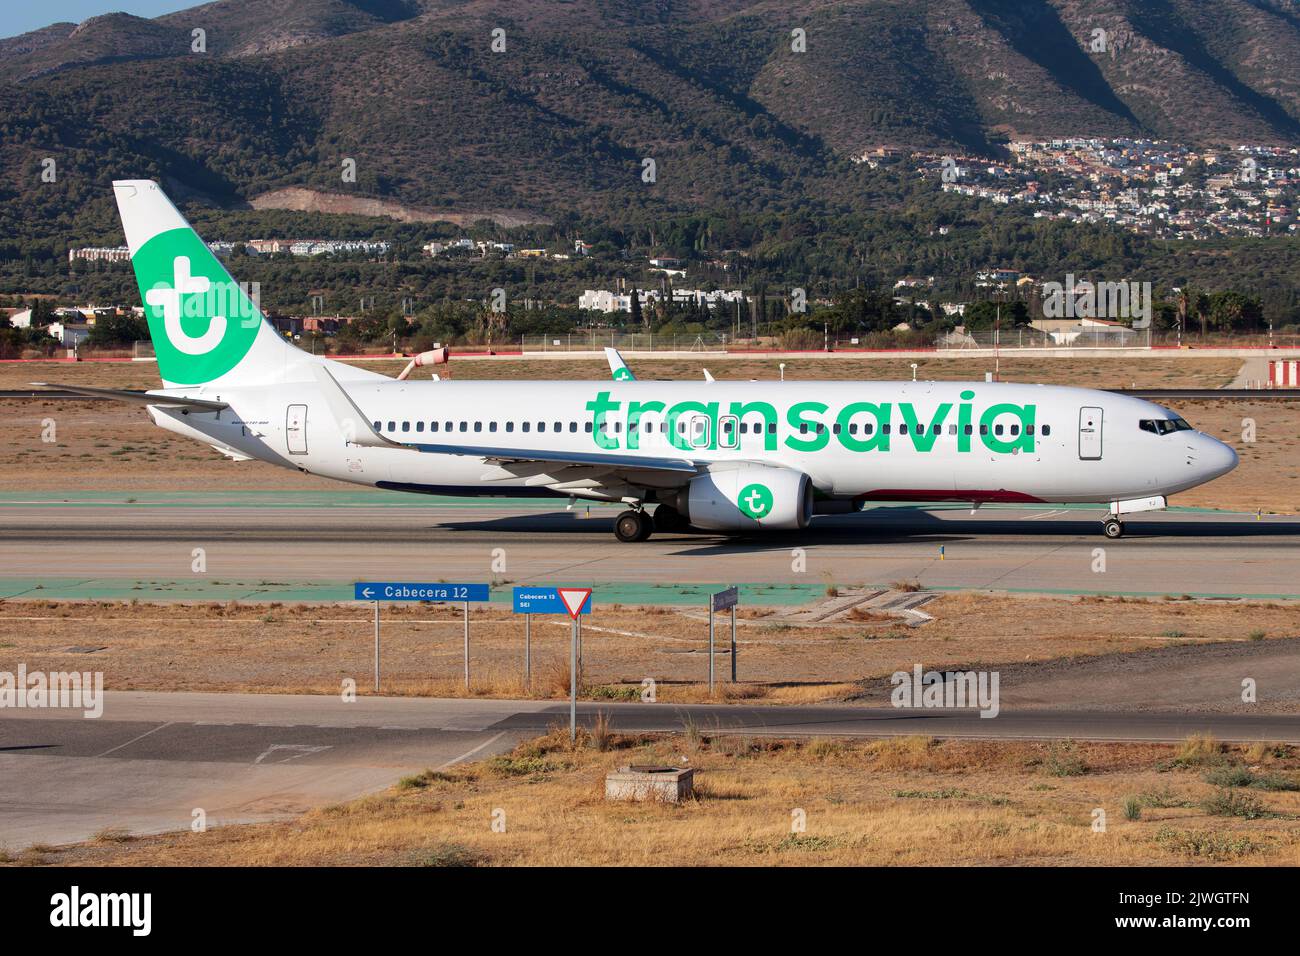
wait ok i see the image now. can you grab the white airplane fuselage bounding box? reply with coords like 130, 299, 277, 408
149, 377, 1238, 508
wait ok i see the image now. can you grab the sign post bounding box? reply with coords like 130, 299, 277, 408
354, 582, 491, 693
711, 586, 740, 687
707, 598, 715, 693
558, 588, 593, 742
512, 587, 592, 714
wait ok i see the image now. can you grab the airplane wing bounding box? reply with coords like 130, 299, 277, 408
27, 383, 229, 411
604, 347, 635, 381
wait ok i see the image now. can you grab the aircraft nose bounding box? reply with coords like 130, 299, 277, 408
1195, 434, 1238, 480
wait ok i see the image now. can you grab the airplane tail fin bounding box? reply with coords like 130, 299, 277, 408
112, 180, 379, 390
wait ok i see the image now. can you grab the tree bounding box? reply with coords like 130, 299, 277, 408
86, 312, 148, 348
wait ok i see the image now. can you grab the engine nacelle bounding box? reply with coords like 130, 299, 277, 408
676, 466, 813, 531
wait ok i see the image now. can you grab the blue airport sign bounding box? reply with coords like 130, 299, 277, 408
512, 586, 592, 615
354, 582, 490, 602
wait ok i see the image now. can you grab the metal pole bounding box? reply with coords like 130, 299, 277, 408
373, 601, 380, 693
577, 615, 583, 681
463, 601, 470, 691
569, 618, 577, 742
524, 613, 531, 691
708, 601, 715, 693
730, 604, 737, 683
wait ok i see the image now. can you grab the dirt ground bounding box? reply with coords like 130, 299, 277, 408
1, 593, 1296, 707
17, 732, 1300, 866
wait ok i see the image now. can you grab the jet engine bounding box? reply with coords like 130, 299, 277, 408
672, 465, 813, 531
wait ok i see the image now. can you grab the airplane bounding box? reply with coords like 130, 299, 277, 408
35, 180, 1238, 543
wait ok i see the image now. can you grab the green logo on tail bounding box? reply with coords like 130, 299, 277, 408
132, 228, 260, 384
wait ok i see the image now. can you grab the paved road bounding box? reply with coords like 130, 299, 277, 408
4, 691, 1300, 849
2, 499, 1298, 599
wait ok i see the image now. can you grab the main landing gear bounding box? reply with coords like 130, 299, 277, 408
1102, 516, 1125, 539
613, 508, 654, 543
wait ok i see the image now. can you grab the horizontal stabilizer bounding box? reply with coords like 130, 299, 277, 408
28, 383, 228, 411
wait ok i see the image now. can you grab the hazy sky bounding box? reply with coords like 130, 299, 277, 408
0, 2, 197, 40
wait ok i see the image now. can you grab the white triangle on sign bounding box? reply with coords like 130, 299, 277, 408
557, 587, 591, 619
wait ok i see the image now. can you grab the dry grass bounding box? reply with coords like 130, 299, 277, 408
2, 595, 1299, 708
28, 733, 1300, 867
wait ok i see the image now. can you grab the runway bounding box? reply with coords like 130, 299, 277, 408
1, 493, 1298, 600
4, 690, 1299, 849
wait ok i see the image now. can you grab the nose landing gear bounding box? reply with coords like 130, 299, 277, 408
1102, 517, 1125, 539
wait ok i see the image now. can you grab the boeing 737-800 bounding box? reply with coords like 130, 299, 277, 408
36, 181, 1238, 542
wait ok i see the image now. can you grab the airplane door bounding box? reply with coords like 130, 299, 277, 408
1078, 406, 1102, 460
286, 404, 308, 455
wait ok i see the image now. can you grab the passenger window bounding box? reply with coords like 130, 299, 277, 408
387, 421, 395, 431
739, 423, 748, 434
799, 424, 808, 435
948, 424, 957, 435
964, 424, 973, 435
899, 423, 908, 435
372, 421, 381, 431
554, 422, 562, 432
489, 422, 497, 432
1025, 424, 1034, 435
849, 423, 858, 435
883, 424, 891, 435
474, 422, 482, 432
585, 422, 593, 433
416, 421, 424, 432
570, 422, 577, 432
994, 424, 1003, 436
932, 424, 942, 435
1010, 424, 1019, 436
832, 423, 842, 435
864, 423, 874, 435
459, 422, 468, 432
402, 421, 410, 432
1042, 424, 1051, 436
431, 421, 439, 432
979, 424, 988, 435
523, 422, 531, 432
537, 422, 545, 432
506, 422, 514, 432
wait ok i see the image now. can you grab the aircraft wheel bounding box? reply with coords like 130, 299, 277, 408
614, 509, 652, 542
1102, 517, 1124, 539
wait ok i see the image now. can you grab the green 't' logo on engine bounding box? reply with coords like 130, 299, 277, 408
131, 227, 261, 384
738, 483, 774, 519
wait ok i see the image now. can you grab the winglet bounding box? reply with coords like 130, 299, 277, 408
604, 347, 636, 381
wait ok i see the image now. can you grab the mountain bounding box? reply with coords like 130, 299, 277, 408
1, 0, 1299, 243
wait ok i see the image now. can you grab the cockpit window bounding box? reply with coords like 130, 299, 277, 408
1139, 418, 1194, 435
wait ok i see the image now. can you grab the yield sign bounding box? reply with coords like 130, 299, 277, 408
557, 587, 592, 619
